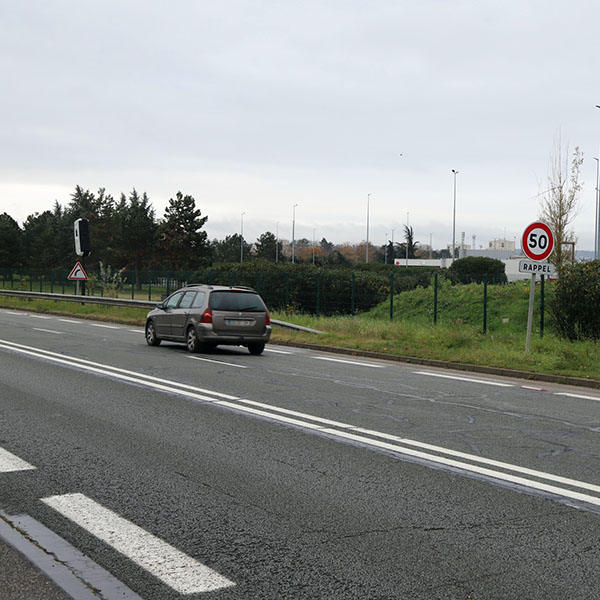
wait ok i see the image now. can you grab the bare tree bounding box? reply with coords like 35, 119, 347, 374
538, 138, 583, 271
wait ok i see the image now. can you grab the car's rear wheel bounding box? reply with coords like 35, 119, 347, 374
186, 326, 201, 353
145, 321, 161, 346
248, 343, 265, 355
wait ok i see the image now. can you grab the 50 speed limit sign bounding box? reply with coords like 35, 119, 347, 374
521, 221, 554, 262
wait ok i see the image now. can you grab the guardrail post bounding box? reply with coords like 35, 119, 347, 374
390, 271, 395, 321
433, 273, 438, 325
540, 274, 545, 338
483, 274, 488, 334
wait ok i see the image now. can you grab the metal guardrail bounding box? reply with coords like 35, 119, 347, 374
0, 289, 324, 334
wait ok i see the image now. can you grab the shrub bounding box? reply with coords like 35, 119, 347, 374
551, 260, 600, 340
447, 256, 507, 284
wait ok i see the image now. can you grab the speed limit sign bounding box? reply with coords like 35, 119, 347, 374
522, 221, 554, 262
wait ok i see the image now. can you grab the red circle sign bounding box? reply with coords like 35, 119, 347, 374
522, 221, 554, 261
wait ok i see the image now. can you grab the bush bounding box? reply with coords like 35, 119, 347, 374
447, 256, 507, 284
551, 260, 600, 340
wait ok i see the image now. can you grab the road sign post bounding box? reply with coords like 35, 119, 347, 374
521, 222, 554, 354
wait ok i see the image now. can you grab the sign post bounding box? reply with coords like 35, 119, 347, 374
521, 221, 554, 354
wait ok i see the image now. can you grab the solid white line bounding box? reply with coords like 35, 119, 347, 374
264, 348, 293, 354
59, 319, 80, 323
313, 356, 385, 368
90, 324, 121, 329
3, 311, 24, 315
4, 339, 600, 508
29, 315, 51, 320
0, 339, 238, 400
42, 494, 234, 594
128, 329, 143, 333
521, 385, 547, 391
188, 356, 248, 369
0, 447, 36, 472
414, 371, 514, 387
33, 328, 64, 335
555, 392, 600, 402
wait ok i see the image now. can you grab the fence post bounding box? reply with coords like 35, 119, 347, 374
316, 272, 321, 317
39, 272, 43, 293
30, 270, 33, 292
483, 274, 488, 334
50, 271, 54, 293
148, 271, 152, 301
540, 275, 545, 338
166, 272, 171, 296
390, 271, 395, 321
351, 272, 356, 315
131, 270, 135, 300
433, 273, 438, 325
285, 272, 290, 309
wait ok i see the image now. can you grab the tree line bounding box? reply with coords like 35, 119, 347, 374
0, 186, 426, 273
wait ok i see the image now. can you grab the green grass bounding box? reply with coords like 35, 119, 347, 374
1, 282, 599, 383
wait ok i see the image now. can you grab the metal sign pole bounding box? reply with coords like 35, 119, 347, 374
525, 273, 536, 355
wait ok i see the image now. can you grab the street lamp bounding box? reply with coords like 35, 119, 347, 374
452, 169, 459, 260
366, 193, 371, 263
240, 212, 245, 264
292, 204, 298, 263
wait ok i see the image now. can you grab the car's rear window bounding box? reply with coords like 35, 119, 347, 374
209, 291, 266, 312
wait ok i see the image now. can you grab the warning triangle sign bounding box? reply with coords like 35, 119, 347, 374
67, 262, 88, 281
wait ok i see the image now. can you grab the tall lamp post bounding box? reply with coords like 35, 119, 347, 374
240, 212, 245, 264
452, 169, 459, 260
292, 204, 298, 263
366, 193, 371, 263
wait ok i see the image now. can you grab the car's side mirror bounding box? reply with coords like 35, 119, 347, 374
156, 302, 165, 310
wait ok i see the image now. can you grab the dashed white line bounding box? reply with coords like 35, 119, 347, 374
58, 319, 79, 323
188, 356, 248, 369
414, 371, 514, 387
42, 493, 235, 594
29, 315, 51, 320
555, 392, 600, 402
90, 324, 121, 330
3, 311, 24, 315
264, 348, 293, 354
0, 447, 36, 472
33, 328, 64, 335
128, 329, 144, 333
313, 356, 385, 368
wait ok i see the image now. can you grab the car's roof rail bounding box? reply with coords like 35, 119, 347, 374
228, 285, 256, 292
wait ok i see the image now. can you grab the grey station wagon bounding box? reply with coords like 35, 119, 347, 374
145, 284, 271, 355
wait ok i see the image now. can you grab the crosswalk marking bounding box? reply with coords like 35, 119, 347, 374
42, 493, 235, 594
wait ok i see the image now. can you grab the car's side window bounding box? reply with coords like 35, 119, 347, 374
178, 291, 197, 309
164, 292, 184, 310
190, 291, 206, 308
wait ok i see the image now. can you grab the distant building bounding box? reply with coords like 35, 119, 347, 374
488, 238, 515, 251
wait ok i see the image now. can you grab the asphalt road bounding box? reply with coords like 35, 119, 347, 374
1, 309, 600, 599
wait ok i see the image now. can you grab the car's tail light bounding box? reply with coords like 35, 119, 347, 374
265, 311, 271, 326
200, 309, 212, 323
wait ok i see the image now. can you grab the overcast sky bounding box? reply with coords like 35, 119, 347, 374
1, 1, 599, 251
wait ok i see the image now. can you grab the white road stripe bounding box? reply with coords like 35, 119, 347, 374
90, 324, 121, 330
42, 494, 235, 594
521, 385, 547, 391
414, 371, 514, 387
29, 315, 51, 320
3, 311, 24, 315
4, 338, 600, 509
0, 447, 36, 472
556, 392, 600, 402
264, 348, 293, 354
33, 328, 64, 335
59, 319, 80, 323
313, 356, 385, 368
128, 329, 143, 333
188, 356, 248, 369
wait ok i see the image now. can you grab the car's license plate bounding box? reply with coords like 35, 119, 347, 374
226, 319, 251, 326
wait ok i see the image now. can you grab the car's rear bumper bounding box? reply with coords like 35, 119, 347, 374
195, 324, 272, 345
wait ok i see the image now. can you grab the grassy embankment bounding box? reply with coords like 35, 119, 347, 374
1, 280, 599, 381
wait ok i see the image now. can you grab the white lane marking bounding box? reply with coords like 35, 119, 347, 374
264, 348, 293, 354
521, 385, 547, 392
128, 329, 144, 333
33, 328, 64, 335
42, 494, 235, 594
414, 371, 514, 387
59, 319, 80, 323
313, 356, 385, 368
3, 339, 600, 508
29, 315, 51, 320
90, 324, 121, 330
0, 339, 239, 401
188, 356, 248, 369
556, 392, 600, 402
0, 447, 36, 472
3, 311, 25, 315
